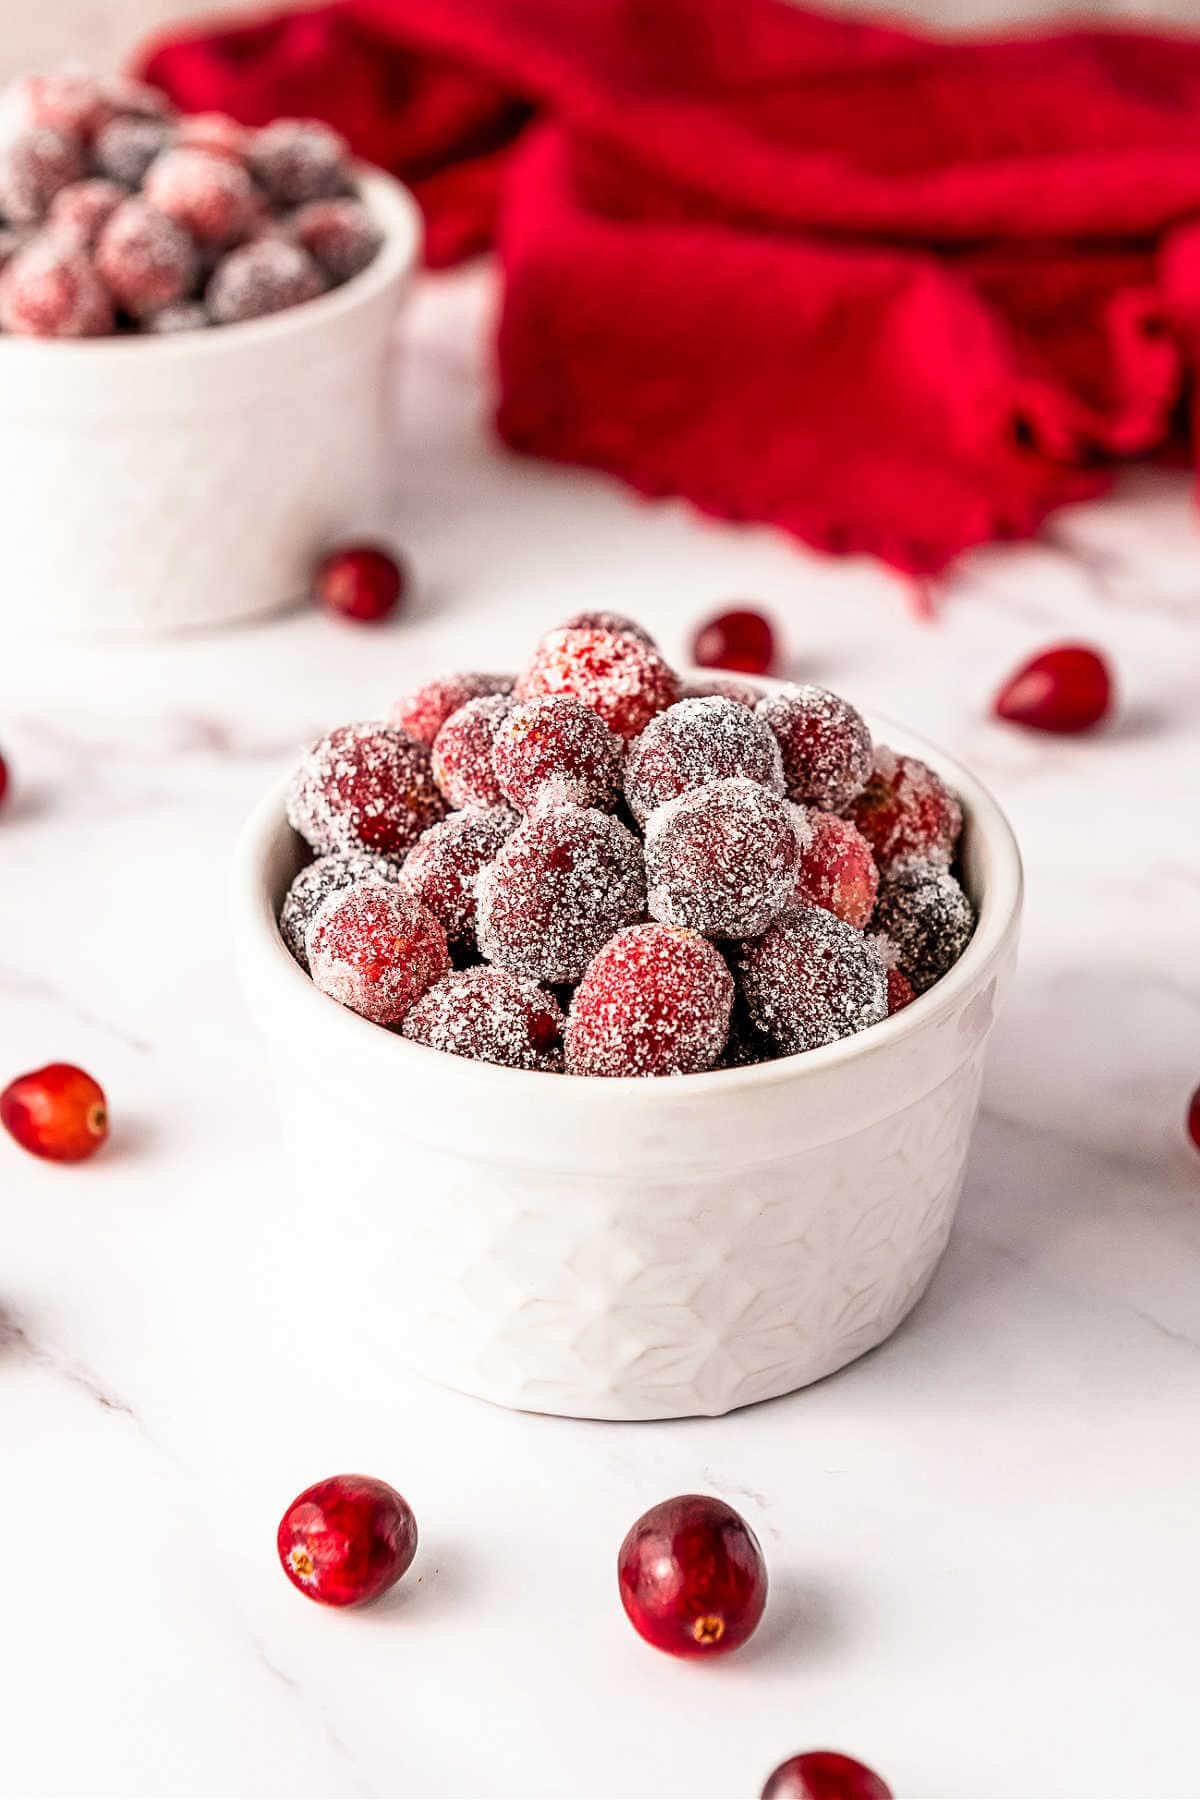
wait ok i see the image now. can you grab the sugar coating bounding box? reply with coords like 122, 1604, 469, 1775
431, 693, 513, 810
279, 853, 405, 971
290, 197, 381, 282
400, 806, 519, 950
0, 235, 111, 336
721, 994, 777, 1068
143, 146, 255, 247
145, 299, 208, 333
95, 198, 196, 312
757, 684, 873, 811
681, 675, 763, 708
46, 178, 124, 247
644, 777, 799, 939
871, 859, 975, 994
93, 115, 171, 186
791, 805, 879, 929
477, 803, 646, 983
306, 880, 449, 1026
0, 125, 85, 222
493, 694, 623, 813
623, 697, 784, 826
403, 966, 565, 1072
846, 746, 963, 873
518, 626, 681, 740
735, 904, 888, 1054
558, 610, 657, 648
206, 236, 324, 323
565, 924, 734, 1078
391, 672, 514, 748
287, 720, 447, 858
249, 119, 349, 205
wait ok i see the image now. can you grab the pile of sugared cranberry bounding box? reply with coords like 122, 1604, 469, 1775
281, 613, 975, 1077
0, 66, 379, 337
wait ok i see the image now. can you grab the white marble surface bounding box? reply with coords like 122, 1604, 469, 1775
1, 262, 1198, 1800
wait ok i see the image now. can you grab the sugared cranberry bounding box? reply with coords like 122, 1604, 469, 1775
735, 905, 888, 1054
644, 778, 798, 940
432, 694, 513, 810
279, 851, 405, 971
0, 236, 112, 337
93, 114, 172, 187
175, 112, 246, 162
315, 544, 406, 624
872, 860, 975, 995
566, 924, 734, 1078
391, 673, 514, 749
761, 1750, 894, 1800
307, 880, 449, 1025
493, 695, 623, 814
722, 995, 776, 1068
617, 1495, 767, 1657
993, 643, 1113, 734
681, 674, 763, 708
477, 804, 646, 984
791, 807, 879, 929
403, 966, 565, 1071
277, 1474, 417, 1608
846, 748, 962, 874
1, 1063, 108, 1163
46, 178, 124, 247
692, 607, 775, 676
290, 197, 381, 283
95, 198, 197, 315
287, 721, 446, 858
100, 77, 172, 121
518, 626, 680, 741
401, 807, 518, 952
1188, 1087, 1200, 1154
206, 237, 324, 323
624, 696, 784, 826
885, 967, 915, 1014
6, 68, 109, 138
249, 119, 350, 205
558, 610, 657, 647
0, 126, 85, 223
757, 685, 872, 812
144, 147, 255, 248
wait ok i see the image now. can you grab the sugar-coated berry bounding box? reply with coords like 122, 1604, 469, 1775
46, 177, 124, 246
645, 777, 799, 939
557, 609, 657, 647
403, 966, 565, 1071
249, 118, 350, 204
618, 1495, 767, 1658
993, 642, 1112, 734
681, 674, 763, 708
277, 1474, 417, 1608
279, 851, 405, 971
624, 696, 784, 826
290, 197, 381, 283
565, 924, 734, 1078
872, 860, 975, 995
735, 905, 888, 1054
145, 300, 208, 333
287, 721, 446, 858
306, 880, 449, 1025
95, 198, 197, 314
144, 147, 255, 247
722, 994, 776, 1068
175, 111, 246, 161
845, 747, 962, 873
761, 1750, 894, 1800
757, 684, 873, 812
400, 807, 518, 951
432, 694, 513, 810
886, 967, 915, 1014
4, 68, 109, 138
791, 807, 879, 929
518, 625, 680, 740
0, 126, 86, 222
1, 1062, 108, 1163
493, 695, 623, 814
315, 544, 406, 623
478, 804, 646, 984
0, 236, 112, 337
206, 237, 324, 323
391, 673, 514, 749
692, 607, 775, 676
93, 114, 172, 187
99, 77, 172, 120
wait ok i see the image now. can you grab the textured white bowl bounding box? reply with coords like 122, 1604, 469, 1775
0, 168, 420, 641
233, 697, 1022, 1420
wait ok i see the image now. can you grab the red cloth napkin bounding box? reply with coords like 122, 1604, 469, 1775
139, 0, 1200, 574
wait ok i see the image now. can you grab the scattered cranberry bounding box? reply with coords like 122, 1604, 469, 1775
400, 807, 518, 952
736, 905, 888, 1053
993, 643, 1113, 734
644, 777, 799, 939
249, 118, 350, 205
566, 924, 734, 1077
1188, 1086, 1200, 1154
885, 967, 915, 1014
432, 694, 513, 810
0, 236, 112, 337
761, 1750, 894, 1800
846, 748, 962, 874
143, 146, 255, 248
681, 674, 763, 708
692, 607, 775, 676
291, 198, 382, 283
0, 748, 8, 807
279, 851, 405, 971
307, 880, 449, 1026
175, 112, 246, 162
493, 695, 623, 814
791, 808, 879, 929
93, 114, 172, 187
1, 1063, 108, 1163
623, 696, 784, 827
277, 1474, 417, 1607
518, 625, 680, 740
95, 198, 197, 316
391, 673, 515, 749
873, 861, 975, 995
758, 685, 873, 812
46, 178, 124, 247
315, 544, 406, 624
558, 610, 657, 647
618, 1495, 767, 1657
403, 966, 565, 1071
287, 721, 446, 858
206, 237, 324, 323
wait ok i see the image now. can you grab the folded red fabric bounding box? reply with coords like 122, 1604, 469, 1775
139, 0, 1200, 573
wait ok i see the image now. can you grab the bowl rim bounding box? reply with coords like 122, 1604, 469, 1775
0, 163, 421, 361
233, 679, 1024, 1104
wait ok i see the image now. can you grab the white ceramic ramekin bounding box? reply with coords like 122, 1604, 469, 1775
233, 697, 1022, 1421
0, 168, 420, 641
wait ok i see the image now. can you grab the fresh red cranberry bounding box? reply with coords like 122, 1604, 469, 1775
306, 881, 449, 1026
758, 685, 873, 812
277, 1474, 417, 1607
692, 608, 775, 676
644, 777, 798, 939
95, 198, 197, 316
791, 808, 879, 929
624, 697, 784, 826
761, 1750, 894, 1800
1186, 1086, 1200, 1154
315, 544, 406, 624
250, 120, 351, 205
493, 695, 624, 814
518, 626, 680, 741
1, 1063, 109, 1163
403, 966, 565, 1071
735, 905, 888, 1054
291, 198, 381, 283
432, 694, 513, 809
566, 924, 734, 1077
845, 748, 962, 874
206, 238, 324, 323
0, 236, 112, 337
143, 147, 255, 248
993, 643, 1112, 734
618, 1495, 767, 1657
391, 673, 514, 749
885, 967, 915, 1014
